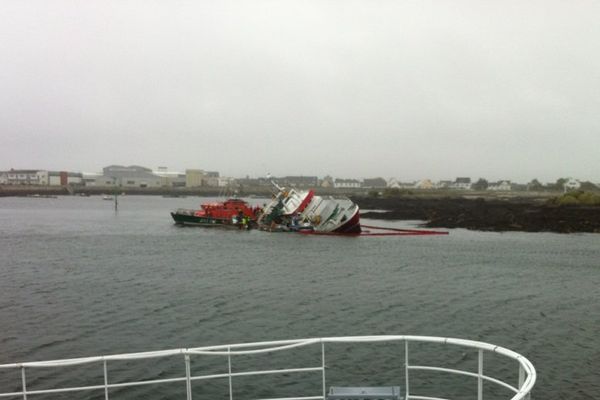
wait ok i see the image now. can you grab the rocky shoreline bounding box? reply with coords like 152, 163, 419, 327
354, 196, 600, 233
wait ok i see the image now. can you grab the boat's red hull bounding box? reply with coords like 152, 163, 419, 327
332, 209, 361, 234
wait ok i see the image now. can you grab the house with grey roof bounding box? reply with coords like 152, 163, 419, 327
362, 177, 387, 188
450, 177, 472, 190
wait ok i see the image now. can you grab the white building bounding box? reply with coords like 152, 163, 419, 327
36, 171, 49, 185
334, 178, 361, 189
387, 178, 400, 188
47, 171, 83, 186
0, 169, 54, 185
450, 177, 472, 190
217, 177, 235, 187
564, 178, 581, 192
387, 178, 417, 189
48, 172, 61, 186
154, 168, 186, 187
415, 179, 435, 189
388, 179, 433, 189
320, 175, 335, 188
488, 180, 512, 191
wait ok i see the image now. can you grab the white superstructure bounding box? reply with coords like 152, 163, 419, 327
259, 184, 361, 233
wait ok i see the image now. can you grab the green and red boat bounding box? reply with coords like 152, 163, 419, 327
171, 198, 258, 229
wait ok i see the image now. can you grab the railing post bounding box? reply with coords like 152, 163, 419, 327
404, 340, 409, 400
103, 359, 109, 400
518, 365, 530, 400
518, 364, 525, 390
477, 349, 483, 400
185, 354, 192, 400
228, 347, 233, 400
321, 341, 326, 400
21, 367, 27, 400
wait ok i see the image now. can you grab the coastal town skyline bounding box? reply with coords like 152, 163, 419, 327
1, 164, 597, 191
1, 162, 599, 185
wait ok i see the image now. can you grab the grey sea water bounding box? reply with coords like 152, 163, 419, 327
0, 196, 599, 400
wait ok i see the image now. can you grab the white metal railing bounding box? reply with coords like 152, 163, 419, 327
0, 335, 536, 400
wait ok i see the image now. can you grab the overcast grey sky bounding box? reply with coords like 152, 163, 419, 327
1, 0, 599, 182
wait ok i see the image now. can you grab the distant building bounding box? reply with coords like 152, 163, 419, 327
185, 169, 206, 187
82, 172, 106, 186
281, 176, 319, 188
0, 169, 83, 186
511, 183, 528, 191
237, 176, 315, 188
102, 165, 161, 188
48, 171, 83, 186
183, 170, 222, 187
362, 177, 387, 189
564, 178, 581, 192
236, 177, 270, 187
488, 180, 512, 191
415, 179, 435, 190
387, 178, 401, 188
37, 171, 49, 185
1, 169, 44, 185
387, 178, 416, 189
436, 180, 453, 189
91, 176, 116, 187
334, 178, 361, 189
451, 177, 472, 190
203, 171, 221, 187
154, 168, 186, 187
320, 175, 335, 188
216, 177, 235, 187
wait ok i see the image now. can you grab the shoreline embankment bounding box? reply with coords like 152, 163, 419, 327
354, 195, 600, 233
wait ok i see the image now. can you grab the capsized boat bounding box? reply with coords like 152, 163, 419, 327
258, 182, 361, 233
171, 198, 258, 229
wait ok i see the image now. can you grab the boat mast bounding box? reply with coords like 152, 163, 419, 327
267, 173, 284, 192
